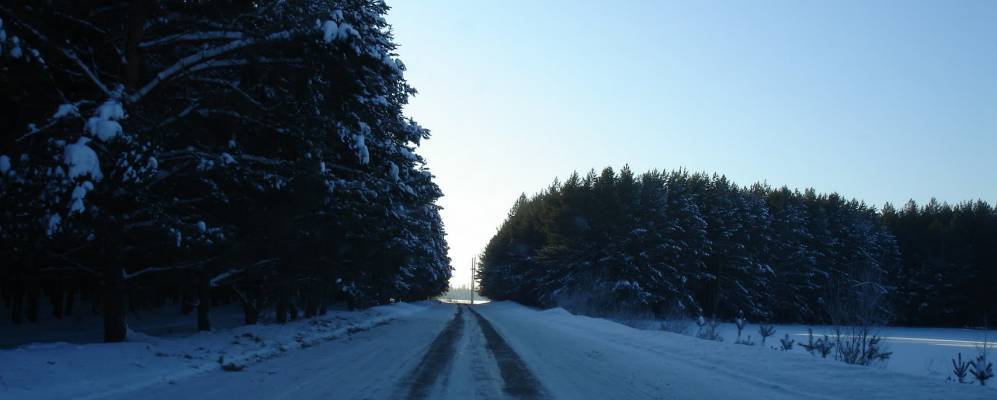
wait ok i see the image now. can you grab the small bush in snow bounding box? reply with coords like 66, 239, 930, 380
735, 335, 755, 346
833, 327, 891, 366
952, 353, 970, 384
799, 328, 834, 358
735, 310, 747, 341
695, 315, 723, 342
758, 325, 775, 346
779, 334, 795, 351
969, 346, 993, 386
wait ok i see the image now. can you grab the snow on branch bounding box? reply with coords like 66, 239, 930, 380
128, 29, 299, 104
138, 31, 244, 48
123, 257, 217, 280
209, 258, 277, 287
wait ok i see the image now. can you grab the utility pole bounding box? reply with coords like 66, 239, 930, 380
470, 257, 475, 305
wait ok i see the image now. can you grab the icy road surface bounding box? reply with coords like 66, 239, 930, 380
9, 302, 992, 400
101, 303, 545, 400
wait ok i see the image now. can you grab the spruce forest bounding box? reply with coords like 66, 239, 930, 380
478, 166, 997, 327
0, 1, 451, 342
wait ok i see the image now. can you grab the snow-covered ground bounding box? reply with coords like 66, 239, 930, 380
618, 317, 997, 381
1, 301, 992, 399
0, 302, 432, 400
478, 302, 993, 399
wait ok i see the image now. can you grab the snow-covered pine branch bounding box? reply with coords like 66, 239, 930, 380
138, 31, 244, 48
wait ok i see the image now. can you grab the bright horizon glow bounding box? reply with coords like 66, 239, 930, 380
387, 1, 997, 288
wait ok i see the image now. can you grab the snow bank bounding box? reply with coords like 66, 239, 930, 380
0, 302, 431, 400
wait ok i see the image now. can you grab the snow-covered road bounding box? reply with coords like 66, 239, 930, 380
100, 303, 546, 400
12, 302, 992, 399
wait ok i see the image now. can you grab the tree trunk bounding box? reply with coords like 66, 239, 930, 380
26, 278, 40, 323
103, 263, 127, 343
197, 276, 211, 331
242, 299, 258, 325
346, 294, 356, 311
304, 283, 318, 318
2, 279, 9, 309
179, 282, 194, 315
51, 281, 65, 319
276, 281, 289, 324
318, 282, 329, 315
10, 283, 24, 324
64, 282, 75, 317
254, 286, 264, 320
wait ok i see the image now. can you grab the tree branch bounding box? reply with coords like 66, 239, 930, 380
128, 28, 301, 104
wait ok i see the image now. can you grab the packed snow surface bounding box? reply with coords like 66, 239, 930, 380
0, 302, 431, 400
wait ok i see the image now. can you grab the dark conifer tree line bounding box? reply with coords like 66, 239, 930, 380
479, 166, 995, 327
0, 1, 450, 342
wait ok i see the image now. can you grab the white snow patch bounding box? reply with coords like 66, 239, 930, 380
64, 137, 103, 181
85, 100, 126, 141
53, 104, 79, 119
353, 123, 370, 165
220, 152, 236, 165
10, 36, 22, 59
0, 302, 431, 400
476, 302, 994, 399
68, 181, 94, 214
45, 214, 61, 237
321, 20, 358, 43
172, 228, 182, 248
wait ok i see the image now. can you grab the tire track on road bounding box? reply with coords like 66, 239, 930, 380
468, 307, 547, 400
398, 306, 465, 399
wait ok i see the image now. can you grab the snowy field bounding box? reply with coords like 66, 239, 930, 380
617, 317, 997, 383
1, 301, 993, 399
479, 302, 995, 399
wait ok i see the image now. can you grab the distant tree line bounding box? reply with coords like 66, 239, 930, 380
478, 166, 995, 327
883, 200, 997, 326
0, 1, 450, 342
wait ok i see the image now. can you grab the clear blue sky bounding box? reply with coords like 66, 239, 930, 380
387, 0, 997, 287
